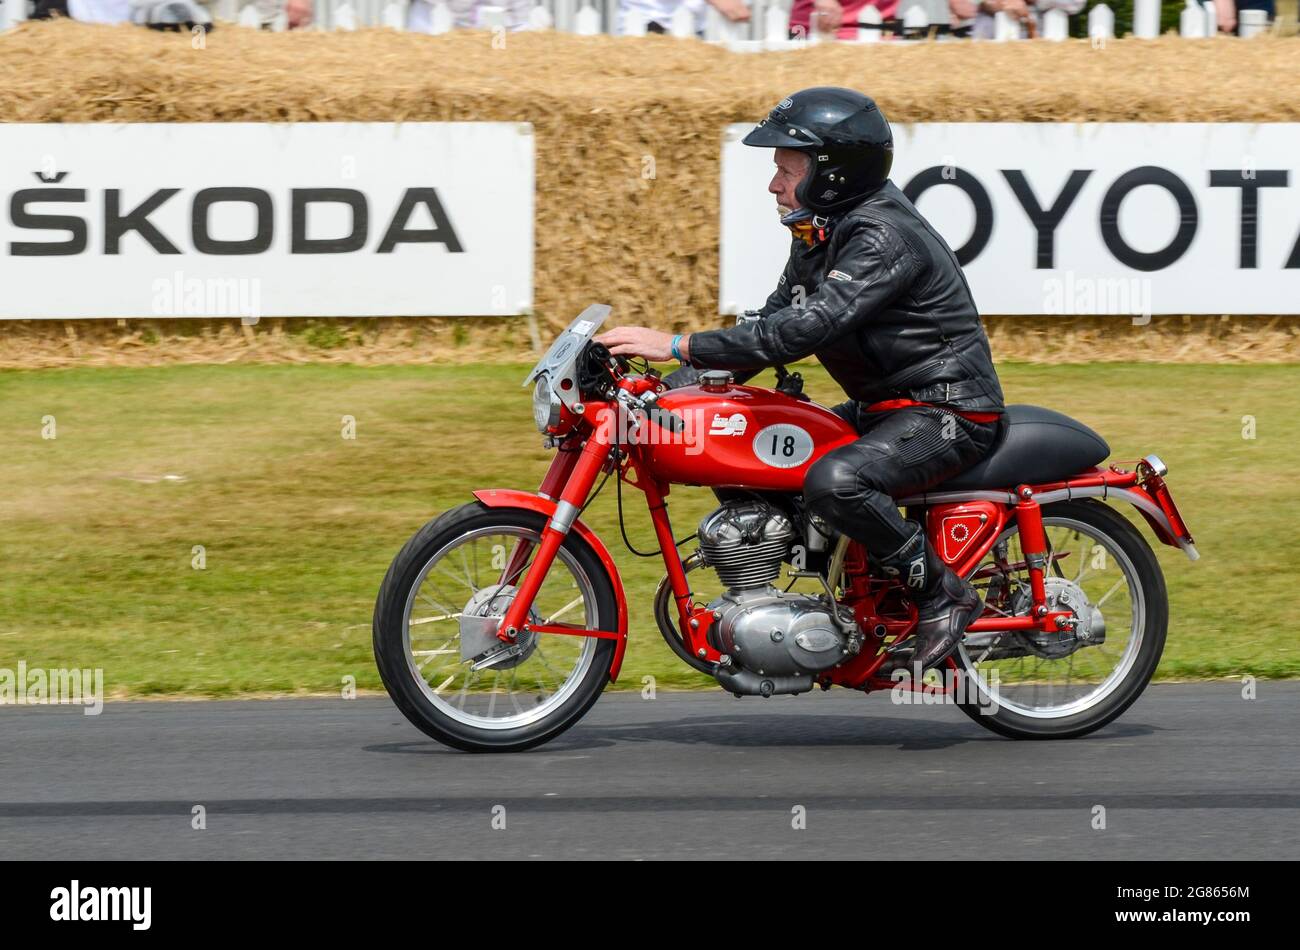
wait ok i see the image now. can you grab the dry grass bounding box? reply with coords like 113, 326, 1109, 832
2, 21, 1298, 365
0, 313, 1296, 368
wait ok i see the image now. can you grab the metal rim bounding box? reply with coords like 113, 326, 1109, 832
957, 514, 1147, 720
401, 525, 598, 731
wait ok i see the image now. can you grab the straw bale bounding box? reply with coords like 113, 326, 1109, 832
1, 22, 1296, 365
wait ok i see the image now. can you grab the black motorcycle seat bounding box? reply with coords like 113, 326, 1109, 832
932, 404, 1110, 491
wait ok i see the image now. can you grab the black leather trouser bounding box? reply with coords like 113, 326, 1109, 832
802, 402, 1004, 559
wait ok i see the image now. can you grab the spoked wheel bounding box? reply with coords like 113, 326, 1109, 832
373, 502, 618, 752
953, 500, 1167, 739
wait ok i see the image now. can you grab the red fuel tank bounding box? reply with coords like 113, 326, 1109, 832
645, 380, 858, 491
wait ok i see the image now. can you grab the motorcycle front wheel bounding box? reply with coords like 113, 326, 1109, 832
373, 501, 618, 752
953, 499, 1168, 739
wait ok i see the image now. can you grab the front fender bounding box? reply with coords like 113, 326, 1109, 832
472, 489, 629, 682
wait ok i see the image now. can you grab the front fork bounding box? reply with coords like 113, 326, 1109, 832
494, 411, 616, 643
496, 432, 583, 590
494, 408, 716, 665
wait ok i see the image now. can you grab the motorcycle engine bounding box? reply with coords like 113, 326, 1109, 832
697, 500, 855, 696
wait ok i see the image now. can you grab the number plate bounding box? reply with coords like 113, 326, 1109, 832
753, 424, 813, 468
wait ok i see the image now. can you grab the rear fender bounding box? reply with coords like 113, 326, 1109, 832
472, 489, 629, 681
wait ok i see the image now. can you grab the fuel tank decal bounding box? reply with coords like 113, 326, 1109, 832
708, 412, 748, 437
753, 424, 814, 469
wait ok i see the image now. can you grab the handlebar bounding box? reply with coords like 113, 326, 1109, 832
648, 404, 687, 434
615, 388, 687, 434
576, 339, 804, 437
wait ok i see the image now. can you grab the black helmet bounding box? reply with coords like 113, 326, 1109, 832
743, 87, 893, 216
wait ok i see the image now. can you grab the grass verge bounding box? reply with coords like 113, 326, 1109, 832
0, 361, 1294, 698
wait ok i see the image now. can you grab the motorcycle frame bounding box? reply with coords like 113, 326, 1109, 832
476, 391, 1196, 690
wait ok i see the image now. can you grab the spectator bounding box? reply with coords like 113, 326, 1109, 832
1212, 0, 1234, 30
33, 0, 73, 17
948, 0, 977, 30
237, 0, 303, 27
1033, 0, 1087, 32
791, 0, 983, 39
971, 0, 1081, 37
1231, 0, 1272, 32
408, 0, 533, 31
971, 0, 1029, 36
66, 0, 131, 20
265, 0, 332, 28
62, 0, 215, 26
203, 0, 294, 27
789, 0, 899, 39
284, 0, 310, 26
618, 0, 750, 34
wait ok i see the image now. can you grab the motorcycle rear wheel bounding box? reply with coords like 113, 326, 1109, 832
373, 501, 618, 752
953, 500, 1168, 739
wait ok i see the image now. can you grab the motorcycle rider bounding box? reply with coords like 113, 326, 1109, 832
596, 87, 1006, 672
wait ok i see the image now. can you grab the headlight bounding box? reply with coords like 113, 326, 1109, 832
533, 376, 562, 433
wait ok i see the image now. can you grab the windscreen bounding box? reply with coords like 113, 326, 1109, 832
521, 304, 612, 387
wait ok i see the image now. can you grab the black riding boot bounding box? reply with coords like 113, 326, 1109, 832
877, 521, 981, 671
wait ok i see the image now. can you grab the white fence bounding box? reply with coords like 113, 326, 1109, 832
0, 0, 1281, 42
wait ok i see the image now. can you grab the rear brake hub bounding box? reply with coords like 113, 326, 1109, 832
1010, 576, 1106, 660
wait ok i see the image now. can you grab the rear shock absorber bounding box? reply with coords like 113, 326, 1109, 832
1014, 484, 1050, 617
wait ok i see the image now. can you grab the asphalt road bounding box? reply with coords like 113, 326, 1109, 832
1, 683, 1295, 860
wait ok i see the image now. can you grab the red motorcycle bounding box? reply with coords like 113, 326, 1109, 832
373, 306, 1198, 752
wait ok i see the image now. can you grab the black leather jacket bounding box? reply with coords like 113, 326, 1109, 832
687, 180, 1005, 414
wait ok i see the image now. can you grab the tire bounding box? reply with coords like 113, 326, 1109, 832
373, 501, 618, 752
953, 499, 1168, 740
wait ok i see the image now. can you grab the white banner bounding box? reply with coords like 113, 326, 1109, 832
721, 123, 1300, 316
0, 122, 534, 319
